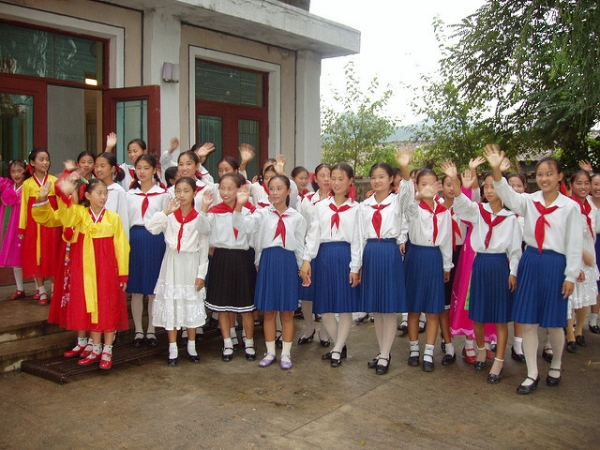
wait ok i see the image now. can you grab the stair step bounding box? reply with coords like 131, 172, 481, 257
0, 330, 78, 372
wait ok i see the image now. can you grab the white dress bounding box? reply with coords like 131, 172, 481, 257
146, 210, 209, 330
568, 203, 599, 310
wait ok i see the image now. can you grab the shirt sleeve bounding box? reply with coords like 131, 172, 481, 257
507, 217, 523, 276
564, 203, 584, 282
145, 211, 168, 235
493, 177, 527, 216
452, 193, 480, 224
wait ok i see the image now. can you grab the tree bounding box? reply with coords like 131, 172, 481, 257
321, 62, 397, 176
443, 0, 600, 170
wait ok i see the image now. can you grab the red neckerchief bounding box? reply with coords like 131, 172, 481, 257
419, 200, 447, 245
449, 209, 462, 250
196, 185, 205, 193
128, 168, 136, 179
299, 189, 310, 200
135, 191, 163, 217
208, 201, 255, 239
371, 203, 390, 240
262, 183, 269, 195
571, 195, 593, 236
174, 208, 199, 252
329, 202, 352, 231
257, 200, 270, 209
478, 204, 507, 249
272, 209, 287, 246
533, 201, 559, 254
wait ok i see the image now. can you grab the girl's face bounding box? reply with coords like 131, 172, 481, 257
263, 169, 277, 188
77, 155, 95, 178
268, 177, 291, 208
482, 176, 500, 203
218, 161, 236, 179
315, 168, 330, 191
127, 143, 146, 165
416, 173, 438, 196
219, 177, 238, 205
178, 155, 197, 178
330, 168, 352, 197
571, 174, 591, 200
94, 157, 115, 183
370, 168, 393, 195
293, 171, 309, 191
442, 177, 454, 199
508, 176, 525, 193
10, 165, 25, 186
535, 162, 562, 194
591, 175, 600, 200
135, 160, 156, 183
175, 182, 195, 209
31, 152, 50, 174
85, 184, 108, 210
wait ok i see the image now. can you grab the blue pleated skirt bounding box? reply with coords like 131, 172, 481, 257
313, 242, 360, 314
468, 253, 513, 323
255, 247, 299, 312
360, 239, 407, 313
596, 234, 600, 290
298, 259, 316, 301
404, 244, 445, 314
512, 246, 567, 328
127, 225, 166, 295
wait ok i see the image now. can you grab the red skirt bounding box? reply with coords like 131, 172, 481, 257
21, 197, 62, 278
67, 236, 128, 332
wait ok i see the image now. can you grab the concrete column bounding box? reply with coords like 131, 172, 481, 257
143, 9, 181, 155
295, 50, 322, 171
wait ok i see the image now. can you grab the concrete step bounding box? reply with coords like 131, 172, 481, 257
0, 330, 78, 372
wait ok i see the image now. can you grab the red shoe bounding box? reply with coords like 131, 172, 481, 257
79, 344, 93, 359
99, 352, 113, 370
9, 290, 26, 300
32, 290, 41, 300
462, 347, 476, 364
78, 352, 101, 366
63, 344, 86, 358
37, 293, 49, 305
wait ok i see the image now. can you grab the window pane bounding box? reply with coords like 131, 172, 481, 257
0, 93, 33, 177
238, 119, 260, 180
0, 22, 104, 85
197, 115, 222, 180
195, 60, 263, 107
116, 100, 147, 164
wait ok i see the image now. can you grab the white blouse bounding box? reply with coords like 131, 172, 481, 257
106, 183, 130, 240
127, 184, 170, 226
197, 205, 254, 250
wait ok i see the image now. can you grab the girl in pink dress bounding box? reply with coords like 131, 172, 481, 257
0, 160, 26, 299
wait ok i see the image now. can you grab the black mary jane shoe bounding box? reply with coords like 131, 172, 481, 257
546, 368, 562, 387
441, 353, 456, 365
511, 346, 526, 363
297, 330, 315, 346
221, 347, 234, 362
422, 360, 434, 373
516, 376, 540, 395
168, 357, 179, 367
330, 351, 343, 367
487, 370, 503, 384
407, 354, 420, 367
322, 345, 347, 360
566, 341, 577, 353
133, 334, 144, 348
368, 355, 380, 369
376, 356, 391, 375
187, 353, 200, 363
575, 334, 586, 347
474, 361, 486, 371
542, 348, 553, 362
245, 346, 257, 361
354, 313, 368, 323
320, 339, 331, 348
589, 324, 600, 334
146, 335, 158, 347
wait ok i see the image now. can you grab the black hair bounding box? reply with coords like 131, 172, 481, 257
569, 170, 591, 185
220, 172, 244, 188
262, 158, 277, 176
164, 166, 179, 188
178, 150, 200, 166
311, 163, 331, 191
77, 151, 95, 163
8, 160, 28, 182
80, 178, 107, 208
536, 156, 561, 173
127, 139, 147, 152
369, 162, 394, 191
26, 148, 50, 177
506, 172, 527, 187
268, 174, 291, 206
130, 154, 165, 190
416, 168, 438, 184
218, 156, 240, 173
291, 166, 309, 179
96, 152, 125, 182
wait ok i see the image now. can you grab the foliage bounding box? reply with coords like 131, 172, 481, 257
321, 62, 397, 177
443, 0, 600, 171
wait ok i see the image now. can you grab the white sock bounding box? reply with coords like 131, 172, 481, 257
513, 337, 523, 354
77, 337, 88, 347
169, 342, 178, 359
102, 344, 113, 355
485, 342, 491, 351
230, 328, 238, 345
265, 340, 276, 355
445, 342, 455, 356
409, 340, 420, 357
223, 338, 233, 355
38, 285, 47, 295
92, 343, 102, 355
13, 267, 23, 291
245, 338, 255, 356
424, 344, 434, 363
282, 341, 292, 356
465, 338, 475, 350
589, 313, 598, 327
187, 340, 197, 356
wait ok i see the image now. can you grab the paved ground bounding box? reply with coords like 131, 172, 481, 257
1, 304, 599, 450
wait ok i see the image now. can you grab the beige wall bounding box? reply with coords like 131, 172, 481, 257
2, 0, 143, 87
180, 24, 296, 160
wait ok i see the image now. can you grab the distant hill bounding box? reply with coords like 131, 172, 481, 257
385, 120, 429, 142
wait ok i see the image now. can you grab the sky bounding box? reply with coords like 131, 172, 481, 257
310, 0, 485, 126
